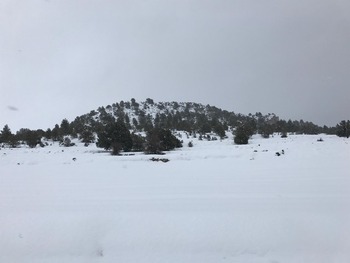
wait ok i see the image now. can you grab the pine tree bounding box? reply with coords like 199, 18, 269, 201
96, 119, 133, 155
336, 120, 350, 138
0, 125, 16, 146
260, 123, 274, 138
60, 119, 71, 136
0, 125, 11, 142
144, 128, 182, 154
25, 130, 41, 148
45, 128, 52, 139
234, 125, 250, 145
131, 133, 145, 152
51, 124, 61, 141
80, 127, 95, 144
213, 122, 226, 139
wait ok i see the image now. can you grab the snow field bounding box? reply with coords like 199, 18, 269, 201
0, 134, 349, 262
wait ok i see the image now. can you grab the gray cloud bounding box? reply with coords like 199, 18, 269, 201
1, 0, 349, 131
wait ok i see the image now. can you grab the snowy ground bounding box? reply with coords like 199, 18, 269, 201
1, 134, 350, 263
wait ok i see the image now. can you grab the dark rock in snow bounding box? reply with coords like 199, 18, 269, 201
150, 157, 170, 163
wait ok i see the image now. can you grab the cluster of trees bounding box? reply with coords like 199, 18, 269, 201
1, 98, 348, 149
96, 119, 182, 155
0, 125, 45, 148
0, 117, 95, 149
232, 119, 349, 144
0, 121, 183, 155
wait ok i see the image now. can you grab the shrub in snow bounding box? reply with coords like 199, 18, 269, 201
62, 137, 75, 147
233, 125, 249, 145
261, 133, 270, 139
188, 141, 193, 147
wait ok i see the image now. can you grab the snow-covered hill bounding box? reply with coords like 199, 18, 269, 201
74, 99, 237, 133
69, 98, 326, 137
1, 134, 349, 262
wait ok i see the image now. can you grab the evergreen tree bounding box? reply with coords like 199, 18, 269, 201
131, 98, 136, 106
25, 130, 41, 148
212, 121, 226, 139
80, 127, 95, 144
131, 133, 145, 152
51, 124, 61, 141
146, 98, 154, 105
199, 122, 212, 134
60, 119, 71, 136
45, 128, 52, 139
244, 119, 257, 137
260, 123, 274, 138
145, 128, 182, 154
336, 120, 350, 138
132, 118, 139, 130
233, 124, 250, 145
124, 114, 131, 129
138, 110, 147, 130
96, 119, 133, 155
16, 128, 30, 142
9, 135, 19, 148
144, 114, 154, 132
0, 124, 13, 144
0, 124, 18, 147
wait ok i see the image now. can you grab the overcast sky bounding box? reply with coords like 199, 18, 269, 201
1, 0, 349, 131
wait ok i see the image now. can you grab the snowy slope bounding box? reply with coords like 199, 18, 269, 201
0, 134, 349, 263
85, 100, 228, 129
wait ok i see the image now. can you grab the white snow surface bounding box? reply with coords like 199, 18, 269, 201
1, 134, 350, 263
